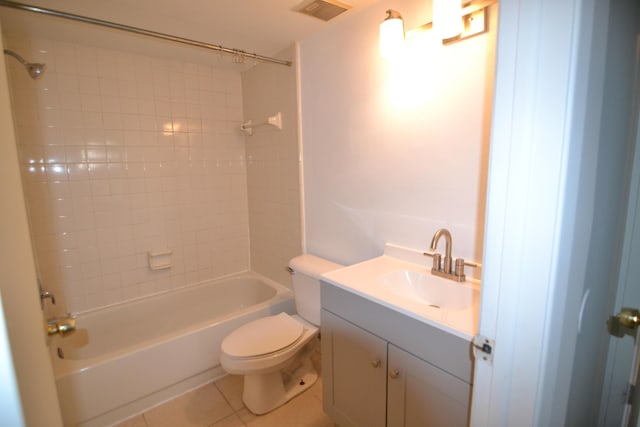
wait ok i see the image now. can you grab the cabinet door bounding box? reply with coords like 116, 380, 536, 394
387, 344, 471, 427
322, 310, 387, 427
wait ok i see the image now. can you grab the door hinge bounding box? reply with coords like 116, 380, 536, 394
472, 335, 495, 364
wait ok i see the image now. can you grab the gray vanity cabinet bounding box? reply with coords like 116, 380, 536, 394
386, 344, 470, 427
321, 280, 473, 427
322, 309, 387, 427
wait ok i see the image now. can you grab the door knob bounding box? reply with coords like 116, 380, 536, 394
46, 316, 76, 337
608, 307, 640, 338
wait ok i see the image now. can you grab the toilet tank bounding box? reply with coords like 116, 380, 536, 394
288, 254, 343, 326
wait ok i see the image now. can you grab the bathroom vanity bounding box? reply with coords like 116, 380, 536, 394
320, 244, 479, 427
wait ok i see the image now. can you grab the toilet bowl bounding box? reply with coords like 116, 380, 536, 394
221, 313, 317, 374
219, 254, 342, 415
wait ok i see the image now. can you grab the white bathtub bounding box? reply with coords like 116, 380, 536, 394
49, 271, 295, 427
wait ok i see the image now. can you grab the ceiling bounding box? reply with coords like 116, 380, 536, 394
0, 0, 378, 67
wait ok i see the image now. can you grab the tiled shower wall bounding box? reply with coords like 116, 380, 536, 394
242, 46, 302, 288
4, 35, 250, 313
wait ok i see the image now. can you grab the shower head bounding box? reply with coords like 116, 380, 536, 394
3, 49, 46, 79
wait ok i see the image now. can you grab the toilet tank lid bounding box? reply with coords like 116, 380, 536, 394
288, 254, 343, 278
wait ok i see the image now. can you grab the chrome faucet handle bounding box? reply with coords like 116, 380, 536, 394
40, 289, 56, 308
432, 254, 442, 271
454, 259, 466, 281
463, 260, 482, 269
423, 252, 442, 271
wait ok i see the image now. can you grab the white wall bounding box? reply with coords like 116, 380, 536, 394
3, 35, 250, 314
299, 0, 496, 267
242, 45, 303, 287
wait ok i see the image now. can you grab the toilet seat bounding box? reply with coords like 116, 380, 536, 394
222, 313, 305, 359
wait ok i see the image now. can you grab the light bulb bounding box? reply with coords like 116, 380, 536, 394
380, 10, 404, 59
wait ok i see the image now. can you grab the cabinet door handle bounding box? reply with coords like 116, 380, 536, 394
389, 369, 400, 379
371, 359, 381, 368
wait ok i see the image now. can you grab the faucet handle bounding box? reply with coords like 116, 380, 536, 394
455, 258, 466, 281
463, 260, 482, 269
40, 289, 56, 309
432, 254, 442, 271
423, 252, 442, 272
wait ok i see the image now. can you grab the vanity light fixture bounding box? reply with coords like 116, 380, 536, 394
433, 0, 463, 40
378, 0, 496, 57
379, 9, 405, 59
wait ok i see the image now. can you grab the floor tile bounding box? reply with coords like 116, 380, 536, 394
114, 360, 332, 427
209, 413, 246, 427
144, 382, 235, 427
243, 378, 332, 427
113, 414, 147, 427
215, 374, 245, 411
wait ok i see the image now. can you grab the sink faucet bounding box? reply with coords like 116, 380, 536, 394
430, 228, 453, 274
425, 228, 483, 282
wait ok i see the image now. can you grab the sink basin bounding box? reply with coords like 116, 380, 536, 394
379, 270, 477, 310
320, 243, 481, 339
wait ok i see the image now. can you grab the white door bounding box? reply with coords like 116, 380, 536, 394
470, 0, 640, 426
600, 38, 640, 424
0, 23, 63, 427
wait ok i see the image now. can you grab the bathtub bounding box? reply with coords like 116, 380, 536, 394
49, 271, 295, 427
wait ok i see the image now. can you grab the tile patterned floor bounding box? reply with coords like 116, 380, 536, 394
113, 374, 334, 427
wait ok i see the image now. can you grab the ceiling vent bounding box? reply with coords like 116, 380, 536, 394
294, 0, 352, 21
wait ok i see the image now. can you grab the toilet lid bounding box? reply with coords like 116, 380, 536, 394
222, 313, 304, 358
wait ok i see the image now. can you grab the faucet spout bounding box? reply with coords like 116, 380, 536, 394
430, 228, 453, 274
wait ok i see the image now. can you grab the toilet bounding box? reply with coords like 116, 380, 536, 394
220, 254, 343, 415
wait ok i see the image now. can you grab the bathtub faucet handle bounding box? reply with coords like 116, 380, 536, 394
38, 279, 56, 309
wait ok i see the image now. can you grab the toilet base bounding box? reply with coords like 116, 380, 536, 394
242, 350, 318, 415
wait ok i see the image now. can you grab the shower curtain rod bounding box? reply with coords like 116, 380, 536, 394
0, 0, 293, 67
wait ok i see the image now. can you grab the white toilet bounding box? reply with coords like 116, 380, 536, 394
220, 254, 343, 415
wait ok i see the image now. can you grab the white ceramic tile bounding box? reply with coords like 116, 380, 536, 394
7, 36, 256, 313
118, 114, 136, 131
133, 116, 152, 132
76, 57, 99, 78
78, 76, 101, 94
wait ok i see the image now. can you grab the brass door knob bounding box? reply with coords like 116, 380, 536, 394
617, 308, 640, 328
608, 307, 640, 338
46, 317, 76, 336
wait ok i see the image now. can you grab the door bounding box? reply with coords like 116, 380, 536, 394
470, 0, 640, 426
0, 24, 63, 426
600, 40, 640, 424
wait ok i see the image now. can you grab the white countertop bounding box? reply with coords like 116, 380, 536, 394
321, 244, 480, 341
